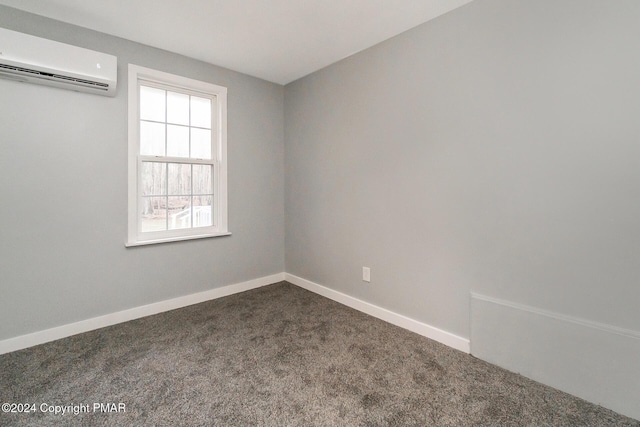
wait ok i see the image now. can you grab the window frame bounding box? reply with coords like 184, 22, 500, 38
126, 64, 229, 247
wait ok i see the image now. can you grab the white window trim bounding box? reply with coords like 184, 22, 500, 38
126, 64, 229, 247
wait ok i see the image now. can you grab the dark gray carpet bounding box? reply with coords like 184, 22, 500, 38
1, 282, 638, 426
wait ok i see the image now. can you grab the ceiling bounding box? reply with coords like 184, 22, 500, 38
0, 0, 473, 85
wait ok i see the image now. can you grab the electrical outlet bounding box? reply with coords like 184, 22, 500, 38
362, 267, 371, 283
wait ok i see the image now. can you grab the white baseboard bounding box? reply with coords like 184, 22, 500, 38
470, 292, 640, 421
1, 272, 470, 357
0, 272, 286, 355
285, 273, 470, 353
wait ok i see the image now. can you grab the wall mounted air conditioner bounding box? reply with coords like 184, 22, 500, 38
0, 27, 117, 97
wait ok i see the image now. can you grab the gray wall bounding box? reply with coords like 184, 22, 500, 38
0, 6, 285, 340
284, 0, 640, 416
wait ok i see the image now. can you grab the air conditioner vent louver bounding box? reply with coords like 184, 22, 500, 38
52, 74, 109, 89
0, 63, 41, 76
0, 63, 110, 90
0, 28, 117, 96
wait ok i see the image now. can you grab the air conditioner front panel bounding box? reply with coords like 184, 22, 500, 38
0, 27, 117, 96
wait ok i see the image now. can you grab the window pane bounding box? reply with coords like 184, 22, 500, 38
191, 128, 211, 159
140, 121, 165, 156
140, 86, 165, 122
168, 196, 191, 230
193, 164, 213, 194
141, 162, 167, 196
168, 163, 191, 195
141, 196, 167, 232
191, 96, 211, 128
167, 125, 189, 158
193, 195, 213, 228
167, 91, 189, 125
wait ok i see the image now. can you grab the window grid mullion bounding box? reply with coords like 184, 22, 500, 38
188, 96, 192, 229
139, 156, 213, 166
140, 118, 209, 131
164, 91, 169, 231
165, 163, 169, 232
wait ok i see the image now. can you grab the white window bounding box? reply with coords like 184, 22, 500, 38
127, 64, 228, 246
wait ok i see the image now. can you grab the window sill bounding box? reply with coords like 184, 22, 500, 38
125, 231, 232, 247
